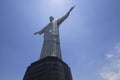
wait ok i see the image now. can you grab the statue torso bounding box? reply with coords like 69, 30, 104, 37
44, 21, 60, 41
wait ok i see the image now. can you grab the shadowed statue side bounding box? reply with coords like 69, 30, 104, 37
34, 6, 75, 60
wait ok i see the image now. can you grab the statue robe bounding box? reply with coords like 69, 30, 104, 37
37, 12, 70, 60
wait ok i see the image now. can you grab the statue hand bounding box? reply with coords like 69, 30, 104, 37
34, 32, 38, 35
72, 5, 76, 9
70, 5, 75, 12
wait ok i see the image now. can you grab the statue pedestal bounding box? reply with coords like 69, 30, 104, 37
23, 56, 73, 80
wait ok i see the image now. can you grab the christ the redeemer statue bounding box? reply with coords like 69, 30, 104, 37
34, 6, 75, 60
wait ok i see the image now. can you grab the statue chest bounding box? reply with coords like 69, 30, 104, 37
44, 22, 60, 40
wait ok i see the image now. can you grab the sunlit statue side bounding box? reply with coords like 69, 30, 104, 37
34, 6, 75, 60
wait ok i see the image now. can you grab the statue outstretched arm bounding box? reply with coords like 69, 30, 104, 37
34, 28, 45, 35
57, 5, 75, 25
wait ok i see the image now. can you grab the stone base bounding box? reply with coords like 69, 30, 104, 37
23, 56, 73, 80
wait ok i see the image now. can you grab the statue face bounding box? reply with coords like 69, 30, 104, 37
49, 16, 54, 22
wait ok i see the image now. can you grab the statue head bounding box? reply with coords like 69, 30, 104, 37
49, 16, 54, 22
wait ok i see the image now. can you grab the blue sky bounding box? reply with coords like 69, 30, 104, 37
0, 0, 120, 80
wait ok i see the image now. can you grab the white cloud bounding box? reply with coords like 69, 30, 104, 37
100, 42, 120, 80
105, 54, 113, 59
100, 72, 120, 80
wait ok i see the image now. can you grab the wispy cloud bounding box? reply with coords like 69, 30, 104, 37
100, 43, 120, 80
105, 54, 114, 59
